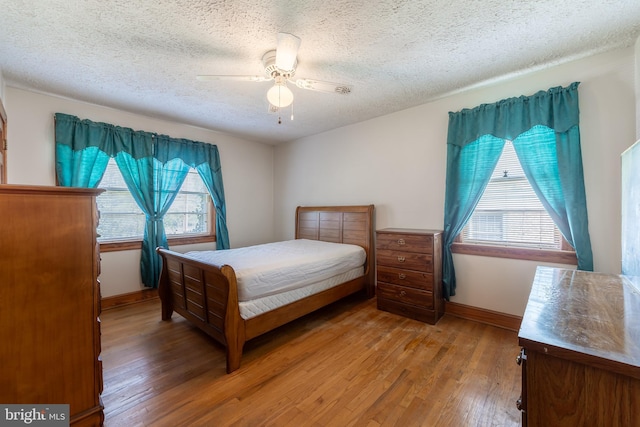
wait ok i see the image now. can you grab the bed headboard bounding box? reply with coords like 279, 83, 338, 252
295, 205, 375, 289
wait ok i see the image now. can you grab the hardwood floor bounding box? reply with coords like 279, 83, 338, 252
100, 296, 522, 426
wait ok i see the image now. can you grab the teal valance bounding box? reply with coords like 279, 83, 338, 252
55, 112, 222, 165
447, 82, 580, 147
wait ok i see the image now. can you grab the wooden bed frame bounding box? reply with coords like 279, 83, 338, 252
156, 205, 375, 373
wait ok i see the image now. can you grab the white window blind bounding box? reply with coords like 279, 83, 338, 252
461, 141, 561, 249
96, 159, 211, 242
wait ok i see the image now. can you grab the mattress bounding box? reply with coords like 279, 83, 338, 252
239, 266, 364, 319
184, 239, 366, 302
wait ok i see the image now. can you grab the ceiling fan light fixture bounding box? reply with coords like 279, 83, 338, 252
267, 83, 294, 108
275, 33, 301, 72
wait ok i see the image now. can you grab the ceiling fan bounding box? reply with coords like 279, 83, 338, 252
197, 33, 352, 122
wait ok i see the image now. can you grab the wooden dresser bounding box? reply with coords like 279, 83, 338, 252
518, 266, 640, 426
376, 228, 443, 324
0, 185, 104, 426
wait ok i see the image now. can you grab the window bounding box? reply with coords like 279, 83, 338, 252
162, 170, 211, 236
461, 141, 562, 249
97, 158, 214, 250
454, 141, 576, 264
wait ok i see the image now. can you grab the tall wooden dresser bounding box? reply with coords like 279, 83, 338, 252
376, 228, 444, 324
518, 266, 640, 426
0, 185, 104, 426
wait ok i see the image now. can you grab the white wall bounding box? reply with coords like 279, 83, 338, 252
5, 87, 275, 297
274, 47, 637, 317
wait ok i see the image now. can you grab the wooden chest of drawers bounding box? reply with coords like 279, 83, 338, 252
518, 267, 640, 426
0, 185, 104, 426
376, 228, 443, 324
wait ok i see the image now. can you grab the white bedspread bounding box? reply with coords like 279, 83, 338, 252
184, 239, 366, 302
239, 267, 363, 320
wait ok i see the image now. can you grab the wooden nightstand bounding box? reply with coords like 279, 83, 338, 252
376, 228, 444, 324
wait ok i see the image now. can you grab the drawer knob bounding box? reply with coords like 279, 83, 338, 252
516, 396, 524, 411
399, 290, 406, 297
397, 256, 405, 263
398, 273, 406, 280
397, 238, 405, 246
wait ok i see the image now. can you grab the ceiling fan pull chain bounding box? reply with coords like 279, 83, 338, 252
278, 84, 282, 124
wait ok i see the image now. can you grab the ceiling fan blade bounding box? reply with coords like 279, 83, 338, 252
294, 78, 352, 95
196, 75, 270, 82
275, 33, 301, 72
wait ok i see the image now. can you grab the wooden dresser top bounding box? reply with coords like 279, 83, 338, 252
0, 184, 103, 196
376, 228, 442, 235
519, 266, 640, 378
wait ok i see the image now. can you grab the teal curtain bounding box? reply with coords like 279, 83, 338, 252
195, 163, 230, 249
443, 82, 593, 299
115, 151, 190, 288
153, 134, 230, 249
55, 115, 111, 187
54, 113, 231, 288
442, 135, 505, 300
512, 125, 593, 270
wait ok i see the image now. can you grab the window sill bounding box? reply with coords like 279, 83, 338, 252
100, 235, 216, 253
451, 242, 577, 265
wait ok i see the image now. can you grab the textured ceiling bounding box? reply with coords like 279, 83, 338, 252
1, 1, 640, 144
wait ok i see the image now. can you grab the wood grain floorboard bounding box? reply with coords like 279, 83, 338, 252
100, 296, 521, 427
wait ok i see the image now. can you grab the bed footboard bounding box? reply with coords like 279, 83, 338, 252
156, 248, 245, 373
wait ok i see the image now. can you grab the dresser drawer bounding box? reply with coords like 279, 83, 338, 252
377, 266, 433, 291
377, 232, 433, 253
377, 282, 433, 309
377, 249, 433, 272
377, 298, 437, 323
